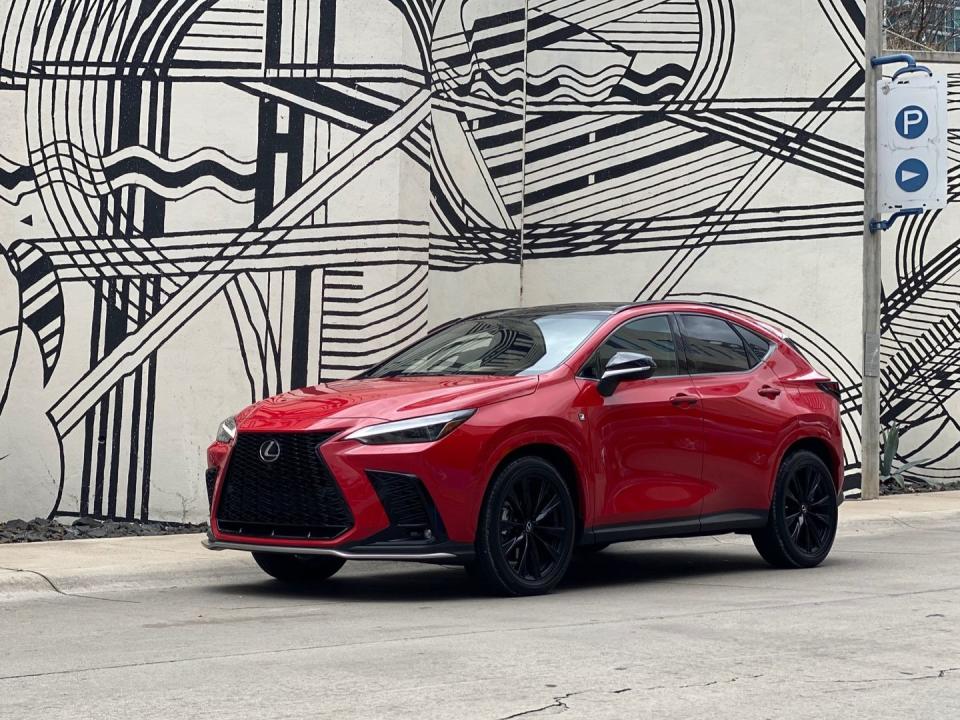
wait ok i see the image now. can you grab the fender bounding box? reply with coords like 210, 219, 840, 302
769, 415, 844, 502
477, 414, 594, 526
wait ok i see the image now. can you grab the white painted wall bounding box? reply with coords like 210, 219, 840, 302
0, 1, 956, 523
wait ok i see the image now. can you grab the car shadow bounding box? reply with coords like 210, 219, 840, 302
204, 543, 825, 604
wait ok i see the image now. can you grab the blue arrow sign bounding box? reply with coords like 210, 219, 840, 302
896, 105, 929, 139
895, 158, 929, 193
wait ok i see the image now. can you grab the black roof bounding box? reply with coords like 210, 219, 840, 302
475, 301, 703, 319
425, 301, 726, 335
480, 303, 626, 318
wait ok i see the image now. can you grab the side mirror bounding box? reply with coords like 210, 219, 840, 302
597, 352, 657, 397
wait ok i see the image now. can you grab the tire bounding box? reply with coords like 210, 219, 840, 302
475, 456, 576, 596
752, 450, 838, 569
252, 552, 346, 585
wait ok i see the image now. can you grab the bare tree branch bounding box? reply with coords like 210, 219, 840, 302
886, 0, 960, 52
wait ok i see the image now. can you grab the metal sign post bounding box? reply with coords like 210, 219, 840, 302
862, 40, 947, 500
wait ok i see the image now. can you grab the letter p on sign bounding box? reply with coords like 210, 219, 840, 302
897, 105, 928, 140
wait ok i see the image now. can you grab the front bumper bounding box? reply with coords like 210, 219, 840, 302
205, 421, 491, 557
202, 531, 473, 563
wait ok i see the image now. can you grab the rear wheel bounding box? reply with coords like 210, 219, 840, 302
752, 450, 838, 569
475, 456, 576, 596
252, 552, 345, 585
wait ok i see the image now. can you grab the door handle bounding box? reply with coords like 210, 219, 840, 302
758, 385, 782, 399
670, 393, 698, 407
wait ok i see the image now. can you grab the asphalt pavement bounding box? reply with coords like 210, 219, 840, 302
1, 494, 958, 719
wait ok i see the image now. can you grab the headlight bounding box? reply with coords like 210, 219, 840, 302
345, 409, 476, 445
216, 416, 237, 443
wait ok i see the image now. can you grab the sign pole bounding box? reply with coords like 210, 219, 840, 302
861, 0, 883, 501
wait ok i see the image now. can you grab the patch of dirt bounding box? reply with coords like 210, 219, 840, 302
880, 479, 960, 496
0, 516, 208, 544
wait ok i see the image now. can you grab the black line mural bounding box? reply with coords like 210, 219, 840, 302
0, 0, 955, 521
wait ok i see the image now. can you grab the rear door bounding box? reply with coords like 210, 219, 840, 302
676, 314, 791, 527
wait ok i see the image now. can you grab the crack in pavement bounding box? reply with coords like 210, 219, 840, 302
494, 675, 766, 719
0, 566, 139, 604
677, 673, 764, 689
497, 692, 584, 719
494, 667, 955, 716
829, 667, 960, 684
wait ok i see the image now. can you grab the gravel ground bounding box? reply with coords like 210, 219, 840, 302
881, 479, 960, 495
0, 517, 208, 544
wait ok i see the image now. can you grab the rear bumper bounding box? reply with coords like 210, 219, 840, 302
202, 531, 473, 564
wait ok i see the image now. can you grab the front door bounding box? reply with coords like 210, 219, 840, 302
577, 314, 705, 533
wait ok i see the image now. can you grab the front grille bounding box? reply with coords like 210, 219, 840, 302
216, 432, 352, 539
367, 470, 446, 540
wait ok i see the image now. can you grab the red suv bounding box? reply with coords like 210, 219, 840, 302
205, 303, 843, 596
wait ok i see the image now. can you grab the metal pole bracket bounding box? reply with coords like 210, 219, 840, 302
870, 53, 933, 80
870, 207, 924, 233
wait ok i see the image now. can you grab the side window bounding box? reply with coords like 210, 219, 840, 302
582, 315, 680, 379
678, 314, 750, 374
734, 325, 772, 366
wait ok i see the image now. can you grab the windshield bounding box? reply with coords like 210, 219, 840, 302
363, 313, 608, 377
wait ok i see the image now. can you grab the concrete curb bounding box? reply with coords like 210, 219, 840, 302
1, 492, 957, 601
0, 534, 257, 602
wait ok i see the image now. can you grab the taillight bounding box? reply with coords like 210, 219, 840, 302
816, 381, 841, 400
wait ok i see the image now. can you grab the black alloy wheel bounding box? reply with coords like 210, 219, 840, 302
753, 450, 838, 569
784, 462, 834, 555
475, 456, 576, 596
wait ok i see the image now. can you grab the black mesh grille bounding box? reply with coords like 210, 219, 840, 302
216, 432, 352, 539
367, 471, 446, 541
368, 472, 430, 528
205, 467, 218, 507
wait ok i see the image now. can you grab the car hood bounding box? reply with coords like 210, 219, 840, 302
236, 375, 539, 432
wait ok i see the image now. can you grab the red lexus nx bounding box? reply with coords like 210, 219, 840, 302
204, 302, 844, 596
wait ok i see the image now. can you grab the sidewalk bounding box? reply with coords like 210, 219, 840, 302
1, 491, 958, 601
0, 532, 253, 601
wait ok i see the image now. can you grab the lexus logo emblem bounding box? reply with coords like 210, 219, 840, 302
259, 440, 280, 463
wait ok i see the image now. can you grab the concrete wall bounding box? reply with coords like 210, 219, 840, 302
0, 0, 955, 523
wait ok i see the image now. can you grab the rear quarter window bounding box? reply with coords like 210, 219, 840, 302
678, 314, 751, 374
733, 326, 773, 366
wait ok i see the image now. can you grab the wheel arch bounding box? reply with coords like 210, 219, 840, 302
780, 436, 843, 494
483, 443, 587, 541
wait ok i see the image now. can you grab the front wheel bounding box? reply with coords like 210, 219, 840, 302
752, 450, 838, 569
474, 456, 576, 596
252, 552, 346, 585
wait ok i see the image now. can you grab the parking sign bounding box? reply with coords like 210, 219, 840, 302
877, 72, 947, 212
